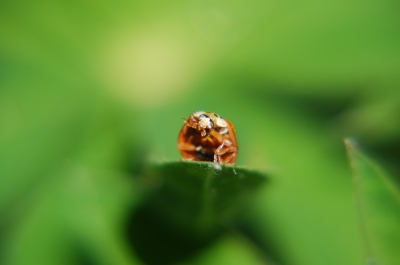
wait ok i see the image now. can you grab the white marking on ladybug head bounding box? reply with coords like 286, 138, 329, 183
216, 117, 227, 127
197, 113, 214, 129
218, 127, 228, 134
199, 118, 211, 128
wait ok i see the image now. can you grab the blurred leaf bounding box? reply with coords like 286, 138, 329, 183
345, 139, 400, 265
1, 165, 142, 265
180, 233, 269, 265
335, 88, 400, 145
127, 161, 267, 265
0, 61, 145, 264
0, 115, 144, 265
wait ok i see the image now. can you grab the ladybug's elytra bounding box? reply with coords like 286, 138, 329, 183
178, 111, 238, 164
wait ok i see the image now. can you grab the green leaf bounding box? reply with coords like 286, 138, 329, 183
127, 161, 267, 265
345, 138, 400, 265
147, 161, 267, 233
0, 65, 145, 264
1, 166, 142, 265
180, 233, 269, 265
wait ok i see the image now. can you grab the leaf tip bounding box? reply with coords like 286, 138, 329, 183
344, 137, 360, 152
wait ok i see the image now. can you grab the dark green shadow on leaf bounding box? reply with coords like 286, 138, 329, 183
345, 138, 400, 265
126, 160, 268, 265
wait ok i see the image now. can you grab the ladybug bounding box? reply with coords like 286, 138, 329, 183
178, 111, 238, 164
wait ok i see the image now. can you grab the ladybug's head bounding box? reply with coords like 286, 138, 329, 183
196, 112, 214, 130
183, 112, 212, 136
184, 111, 228, 137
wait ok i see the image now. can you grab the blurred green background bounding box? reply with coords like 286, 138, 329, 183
1, 0, 399, 265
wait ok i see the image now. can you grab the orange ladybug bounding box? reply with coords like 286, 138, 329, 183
178, 111, 238, 164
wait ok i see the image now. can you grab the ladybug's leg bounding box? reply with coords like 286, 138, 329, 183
222, 151, 237, 164
178, 142, 196, 151
208, 130, 224, 145
216, 146, 238, 164
178, 142, 198, 161
214, 139, 237, 164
